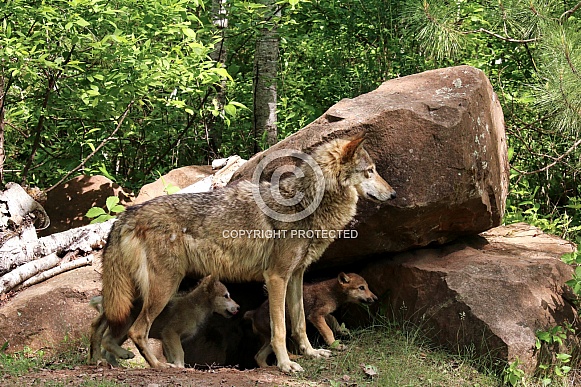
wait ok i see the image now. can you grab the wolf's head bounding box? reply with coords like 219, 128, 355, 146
200, 275, 240, 318
313, 132, 396, 202
337, 272, 378, 305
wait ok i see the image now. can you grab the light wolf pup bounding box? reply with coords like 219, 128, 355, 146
90, 275, 240, 368
90, 275, 239, 367
89, 132, 396, 373
245, 272, 377, 367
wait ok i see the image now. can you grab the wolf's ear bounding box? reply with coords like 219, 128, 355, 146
199, 275, 214, 289
338, 272, 351, 284
341, 133, 366, 164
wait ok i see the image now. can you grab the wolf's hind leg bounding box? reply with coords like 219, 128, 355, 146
88, 312, 108, 364
254, 340, 273, 367
102, 331, 134, 360
128, 277, 178, 368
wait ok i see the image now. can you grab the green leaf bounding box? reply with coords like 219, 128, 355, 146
182, 28, 197, 39
214, 67, 231, 79
536, 331, 551, 343
105, 196, 120, 211
556, 353, 571, 362
75, 18, 90, 27
86, 207, 106, 218
224, 103, 236, 116
90, 214, 114, 223
110, 204, 126, 214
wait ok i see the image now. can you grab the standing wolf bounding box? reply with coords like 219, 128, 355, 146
90, 132, 396, 373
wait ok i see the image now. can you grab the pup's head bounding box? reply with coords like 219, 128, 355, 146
337, 272, 377, 305
200, 275, 240, 318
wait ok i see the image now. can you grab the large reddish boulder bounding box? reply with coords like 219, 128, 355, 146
0, 265, 101, 354
359, 223, 577, 372
232, 65, 509, 267
133, 165, 213, 205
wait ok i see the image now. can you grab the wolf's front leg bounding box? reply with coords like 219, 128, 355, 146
287, 270, 332, 360
264, 270, 303, 373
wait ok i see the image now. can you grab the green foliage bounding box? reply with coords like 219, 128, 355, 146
0, 345, 44, 377
85, 195, 125, 223
1, 0, 233, 189
535, 325, 574, 350
503, 358, 526, 386
156, 172, 182, 195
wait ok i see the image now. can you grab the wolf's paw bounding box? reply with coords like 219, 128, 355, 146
279, 360, 304, 373
305, 348, 332, 359
330, 341, 347, 351
152, 361, 172, 369
118, 350, 135, 360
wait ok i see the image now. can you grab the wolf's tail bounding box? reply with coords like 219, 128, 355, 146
101, 224, 147, 337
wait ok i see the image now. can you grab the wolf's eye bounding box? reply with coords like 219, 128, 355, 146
359, 286, 365, 290
367, 168, 374, 176
224, 293, 230, 299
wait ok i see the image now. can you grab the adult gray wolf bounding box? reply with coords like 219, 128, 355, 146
89, 132, 396, 373
90, 275, 239, 367
244, 272, 377, 367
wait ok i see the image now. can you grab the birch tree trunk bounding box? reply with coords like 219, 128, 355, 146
0, 74, 6, 184
253, 0, 280, 153
205, 0, 229, 160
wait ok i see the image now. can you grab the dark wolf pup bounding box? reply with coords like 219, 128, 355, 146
90, 275, 239, 367
245, 272, 377, 367
89, 132, 396, 372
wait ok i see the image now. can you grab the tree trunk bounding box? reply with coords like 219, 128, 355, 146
0, 74, 5, 185
205, 0, 230, 160
253, 0, 280, 153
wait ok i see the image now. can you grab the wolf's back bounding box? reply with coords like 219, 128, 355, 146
101, 219, 145, 336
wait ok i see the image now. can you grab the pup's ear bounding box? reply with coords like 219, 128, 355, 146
338, 272, 351, 284
199, 275, 214, 289
341, 132, 366, 164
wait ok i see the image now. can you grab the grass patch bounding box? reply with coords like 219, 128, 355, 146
0, 345, 45, 377
2, 320, 580, 386
297, 318, 501, 387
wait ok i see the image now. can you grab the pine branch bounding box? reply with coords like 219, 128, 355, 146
561, 1, 581, 23
462, 28, 538, 43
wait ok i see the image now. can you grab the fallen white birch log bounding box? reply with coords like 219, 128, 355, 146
178, 155, 245, 194
15, 254, 95, 291
0, 182, 49, 230
0, 253, 61, 294
0, 219, 113, 275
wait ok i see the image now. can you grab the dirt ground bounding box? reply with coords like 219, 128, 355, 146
8, 365, 317, 386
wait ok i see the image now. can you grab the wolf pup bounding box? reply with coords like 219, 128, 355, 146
245, 272, 377, 367
89, 132, 396, 373
90, 275, 239, 367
